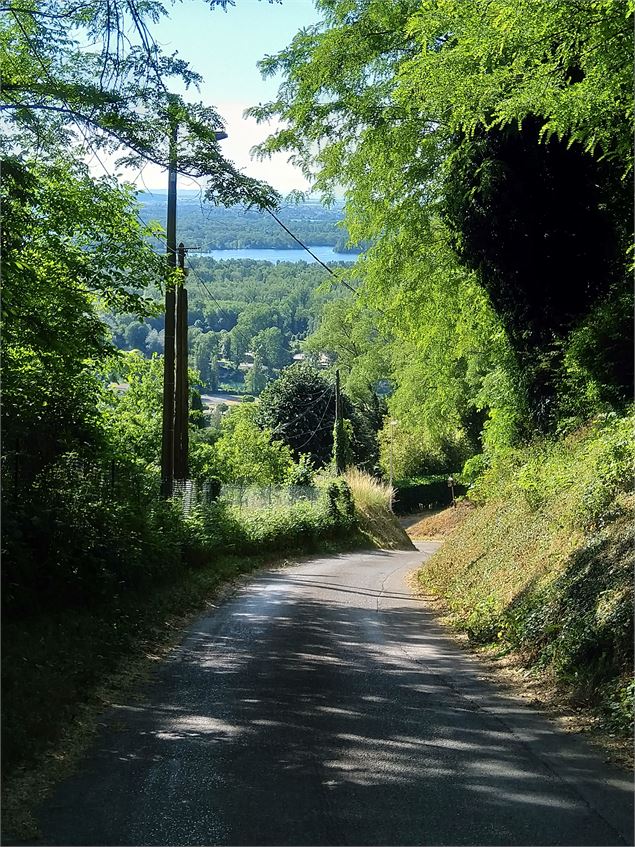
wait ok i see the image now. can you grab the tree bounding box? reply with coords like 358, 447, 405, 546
231, 304, 281, 364
245, 354, 268, 396
442, 119, 631, 427
302, 296, 391, 411
0, 2, 278, 209
252, 326, 288, 369
255, 363, 377, 469
256, 364, 335, 467
192, 331, 220, 387
144, 328, 164, 356
249, 0, 633, 447
101, 352, 164, 464
214, 405, 294, 484
124, 321, 150, 352
1, 156, 163, 477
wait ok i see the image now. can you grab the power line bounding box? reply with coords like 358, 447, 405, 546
293, 387, 335, 452
265, 208, 358, 295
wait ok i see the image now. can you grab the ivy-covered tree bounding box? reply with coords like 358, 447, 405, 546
250, 0, 633, 445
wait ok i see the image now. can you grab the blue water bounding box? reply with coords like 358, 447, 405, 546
198, 246, 357, 264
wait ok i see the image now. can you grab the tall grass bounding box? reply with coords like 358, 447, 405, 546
344, 468, 413, 550
345, 467, 395, 512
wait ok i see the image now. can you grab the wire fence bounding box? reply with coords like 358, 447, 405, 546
2, 446, 321, 518
219, 483, 320, 512
172, 478, 220, 514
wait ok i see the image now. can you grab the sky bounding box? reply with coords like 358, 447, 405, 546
135, 0, 322, 195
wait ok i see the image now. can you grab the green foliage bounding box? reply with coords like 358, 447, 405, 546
256, 364, 336, 466
0, 2, 277, 208
302, 296, 392, 409
285, 453, 316, 486
214, 404, 294, 484
256, 363, 380, 470
253, 326, 288, 369
100, 352, 164, 465
244, 353, 268, 396
420, 413, 634, 732
1, 157, 162, 490
192, 331, 220, 388
251, 0, 632, 463
472, 413, 634, 530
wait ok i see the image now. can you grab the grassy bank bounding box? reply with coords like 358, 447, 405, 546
418, 413, 634, 734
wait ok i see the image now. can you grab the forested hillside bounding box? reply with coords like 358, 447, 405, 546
108, 258, 347, 392
138, 195, 360, 252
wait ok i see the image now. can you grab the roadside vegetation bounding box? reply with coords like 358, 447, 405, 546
419, 413, 634, 735
3, 476, 364, 778
345, 467, 413, 550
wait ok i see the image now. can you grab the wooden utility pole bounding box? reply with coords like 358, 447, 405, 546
160, 115, 178, 498
174, 242, 189, 480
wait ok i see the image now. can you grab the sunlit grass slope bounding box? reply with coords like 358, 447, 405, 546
418, 413, 634, 733
345, 468, 415, 550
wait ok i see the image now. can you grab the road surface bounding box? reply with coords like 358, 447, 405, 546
34, 544, 633, 846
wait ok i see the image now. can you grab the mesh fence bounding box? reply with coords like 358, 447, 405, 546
172, 479, 220, 515
2, 446, 321, 517
219, 484, 320, 511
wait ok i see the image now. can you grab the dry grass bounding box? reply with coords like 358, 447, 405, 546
345, 468, 414, 550
406, 500, 474, 540
345, 467, 394, 510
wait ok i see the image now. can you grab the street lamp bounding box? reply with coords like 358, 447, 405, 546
388, 419, 399, 490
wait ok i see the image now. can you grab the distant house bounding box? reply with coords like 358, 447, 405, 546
292, 351, 330, 369
108, 382, 130, 395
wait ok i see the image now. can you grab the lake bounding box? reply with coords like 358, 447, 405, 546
198, 246, 357, 264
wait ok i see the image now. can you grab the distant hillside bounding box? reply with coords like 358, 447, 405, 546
137, 195, 362, 253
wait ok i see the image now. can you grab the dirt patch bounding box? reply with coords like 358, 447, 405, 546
404, 500, 474, 540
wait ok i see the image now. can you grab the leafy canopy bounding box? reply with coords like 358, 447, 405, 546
1, 0, 278, 207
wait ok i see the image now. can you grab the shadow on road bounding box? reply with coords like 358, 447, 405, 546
36, 560, 633, 846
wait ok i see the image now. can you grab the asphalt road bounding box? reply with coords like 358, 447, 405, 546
34, 544, 633, 846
